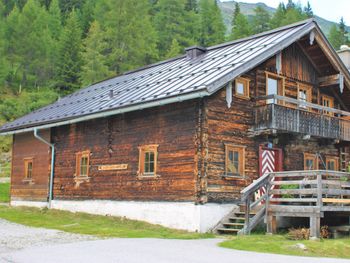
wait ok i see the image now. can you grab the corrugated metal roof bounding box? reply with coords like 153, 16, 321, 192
0, 19, 322, 133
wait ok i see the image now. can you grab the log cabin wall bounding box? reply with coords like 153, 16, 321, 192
11, 130, 51, 201
203, 43, 348, 203
52, 100, 199, 202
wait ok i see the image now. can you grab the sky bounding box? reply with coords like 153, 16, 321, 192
222, 0, 350, 24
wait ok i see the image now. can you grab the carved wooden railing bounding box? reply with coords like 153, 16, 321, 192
253, 95, 350, 141
240, 170, 350, 236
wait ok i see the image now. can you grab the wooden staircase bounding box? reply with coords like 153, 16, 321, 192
215, 209, 257, 235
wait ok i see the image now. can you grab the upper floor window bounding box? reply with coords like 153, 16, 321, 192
326, 157, 339, 171
304, 153, 318, 170
266, 72, 284, 104
298, 84, 312, 109
24, 158, 33, 179
322, 95, 334, 116
76, 151, 90, 177
138, 145, 158, 177
225, 144, 245, 176
234, 77, 250, 99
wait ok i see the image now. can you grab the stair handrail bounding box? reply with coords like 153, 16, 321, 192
240, 172, 272, 235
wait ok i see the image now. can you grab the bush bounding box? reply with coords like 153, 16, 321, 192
320, 225, 330, 239
287, 227, 310, 240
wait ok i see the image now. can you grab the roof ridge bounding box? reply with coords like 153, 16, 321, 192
207, 18, 315, 51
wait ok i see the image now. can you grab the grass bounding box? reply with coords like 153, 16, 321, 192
0, 183, 10, 202
219, 234, 350, 259
0, 205, 214, 239
0, 162, 11, 177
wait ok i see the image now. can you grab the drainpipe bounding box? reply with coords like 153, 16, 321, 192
34, 128, 55, 208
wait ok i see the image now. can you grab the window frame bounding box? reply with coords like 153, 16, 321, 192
225, 144, 245, 177
75, 151, 90, 177
326, 156, 339, 171
138, 145, 159, 177
321, 95, 334, 117
265, 72, 285, 105
234, 77, 250, 99
24, 158, 34, 180
303, 153, 319, 170
297, 83, 312, 110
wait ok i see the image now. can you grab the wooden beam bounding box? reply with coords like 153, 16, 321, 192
322, 198, 350, 204
296, 42, 322, 75
318, 74, 339, 87
330, 89, 349, 112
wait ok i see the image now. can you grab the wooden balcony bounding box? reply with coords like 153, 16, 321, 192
253, 95, 350, 141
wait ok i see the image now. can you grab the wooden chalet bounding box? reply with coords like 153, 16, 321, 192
2, 19, 350, 237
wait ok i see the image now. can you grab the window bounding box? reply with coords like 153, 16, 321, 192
76, 151, 90, 177
326, 157, 339, 171
304, 153, 318, 170
298, 84, 312, 109
266, 72, 284, 104
234, 77, 250, 99
24, 158, 33, 179
138, 145, 158, 176
322, 95, 334, 116
225, 145, 245, 176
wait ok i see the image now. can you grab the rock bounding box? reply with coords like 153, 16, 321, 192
294, 243, 307, 251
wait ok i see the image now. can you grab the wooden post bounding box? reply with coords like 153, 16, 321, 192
310, 216, 320, 240
245, 198, 251, 235
266, 214, 277, 234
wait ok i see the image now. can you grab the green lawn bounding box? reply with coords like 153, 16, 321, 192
220, 234, 350, 259
0, 183, 10, 202
0, 205, 213, 239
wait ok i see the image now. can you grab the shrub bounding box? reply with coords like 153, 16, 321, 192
287, 227, 310, 240
320, 225, 330, 239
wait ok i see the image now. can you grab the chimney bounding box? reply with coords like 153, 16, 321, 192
185, 46, 207, 59
337, 45, 350, 71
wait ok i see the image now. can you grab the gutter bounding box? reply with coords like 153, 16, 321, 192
34, 128, 55, 208
0, 90, 209, 135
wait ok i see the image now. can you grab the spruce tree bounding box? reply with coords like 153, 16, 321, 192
303, 1, 313, 18
81, 21, 113, 86
94, 0, 158, 73
198, 0, 225, 47
252, 6, 270, 34
270, 3, 286, 28
339, 17, 350, 45
230, 2, 251, 40
154, 0, 195, 57
56, 9, 83, 94
165, 39, 182, 59
328, 24, 343, 50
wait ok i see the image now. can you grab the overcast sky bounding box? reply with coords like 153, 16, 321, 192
222, 0, 350, 24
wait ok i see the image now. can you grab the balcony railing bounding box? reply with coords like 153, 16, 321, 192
253, 95, 350, 141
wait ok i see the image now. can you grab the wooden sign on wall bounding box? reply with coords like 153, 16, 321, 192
98, 164, 128, 171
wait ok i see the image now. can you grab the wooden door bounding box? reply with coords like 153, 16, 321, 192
259, 145, 283, 177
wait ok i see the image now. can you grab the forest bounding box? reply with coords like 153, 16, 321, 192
0, 0, 349, 154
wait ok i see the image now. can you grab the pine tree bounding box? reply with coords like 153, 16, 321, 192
56, 9, 83, 94
339, 17, 350, 45
270, 3, 286, 29
79, 0, 95, 36
252, 6, 270, 34
165, 39, 182, 59
198, 0, 225, 46
81, 21, 113, 86
230, 2, 251, 40
303, 1, 313, 18
48, 0, 62, 40
185, 0, 198, 12
328, 24, 343, 50
154, 0, 195, 57
94, 0, 158, 73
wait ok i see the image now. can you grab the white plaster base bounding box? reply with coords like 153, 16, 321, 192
11, 200, 48, 208
48, 200, 236, 232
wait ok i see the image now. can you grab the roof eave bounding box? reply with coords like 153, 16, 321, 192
0, 90, 210, 135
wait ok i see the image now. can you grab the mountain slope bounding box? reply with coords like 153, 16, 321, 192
218, 0, 349, 36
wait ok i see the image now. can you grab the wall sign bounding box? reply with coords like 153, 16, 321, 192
98, 164, 128, 171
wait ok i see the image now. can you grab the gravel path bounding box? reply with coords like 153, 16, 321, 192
0, 219, 96, 262
0, 219, 349, 263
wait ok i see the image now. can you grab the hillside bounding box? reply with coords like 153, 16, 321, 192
218, 0, 350, 36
